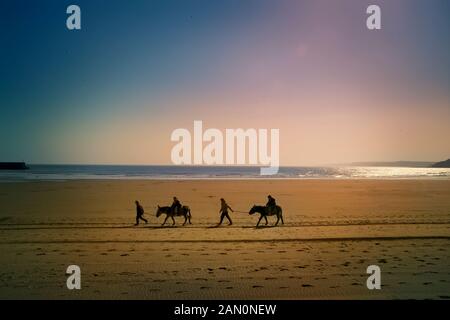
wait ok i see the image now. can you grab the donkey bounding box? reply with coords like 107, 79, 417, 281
249, 205, 284, 227
156, 205, 192, 226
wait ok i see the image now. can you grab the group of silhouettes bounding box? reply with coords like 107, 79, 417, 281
134, 195, 278, 226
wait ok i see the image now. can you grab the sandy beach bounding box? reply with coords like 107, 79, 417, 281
0, 179, 449, 299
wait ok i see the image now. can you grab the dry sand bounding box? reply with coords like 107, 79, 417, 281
0, 179, 449, 299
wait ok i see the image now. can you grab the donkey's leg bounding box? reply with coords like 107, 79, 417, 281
275, 214, 280, 226
264, 216, 268, 225
162, 216, 168, 226
171, 216, 176, 226
256, 215, 263, 227
183, 214, 187, 226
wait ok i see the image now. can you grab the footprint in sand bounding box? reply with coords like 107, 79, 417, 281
226, 287, 234, 289
302, 284, 313, 288
252, 285, 263, 288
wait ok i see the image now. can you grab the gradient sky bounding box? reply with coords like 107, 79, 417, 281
1, 0, 449, 165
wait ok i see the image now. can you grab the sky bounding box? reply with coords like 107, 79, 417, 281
1, 0, 449, 166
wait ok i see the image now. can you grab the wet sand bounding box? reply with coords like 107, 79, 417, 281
0, 179, 449, 299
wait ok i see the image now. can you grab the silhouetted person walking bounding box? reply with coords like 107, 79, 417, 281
218, 198, 233, 226
171, 196, 182, 215
135, 200, 148, 225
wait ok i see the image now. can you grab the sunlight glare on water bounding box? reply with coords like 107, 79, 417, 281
339, 166, 450, 179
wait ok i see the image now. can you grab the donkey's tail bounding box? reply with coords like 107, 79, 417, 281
279, 207, 284, 224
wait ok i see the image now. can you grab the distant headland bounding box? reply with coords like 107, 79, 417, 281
431, 159, 450, 168
0, 162, 29, 170
344, 160, 450, 168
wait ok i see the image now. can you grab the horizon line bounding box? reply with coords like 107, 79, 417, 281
2, 160, 444, 167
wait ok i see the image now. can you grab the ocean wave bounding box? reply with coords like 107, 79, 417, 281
0, 165, 449, 181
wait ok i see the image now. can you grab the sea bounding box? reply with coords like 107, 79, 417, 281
0, 164, 449, 181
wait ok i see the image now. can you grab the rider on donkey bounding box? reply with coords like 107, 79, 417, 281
171, 196, 182, 215
266, 195, 276, 215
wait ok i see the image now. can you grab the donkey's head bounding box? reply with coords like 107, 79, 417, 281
156, 205, 162, 217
